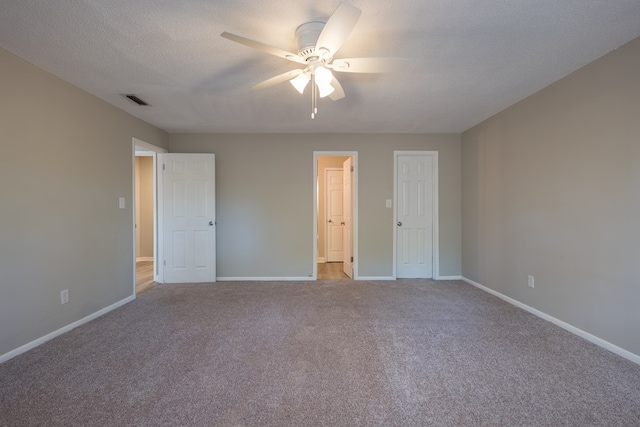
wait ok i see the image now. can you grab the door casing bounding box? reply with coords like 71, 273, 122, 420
132, 138, 166, 291
313, 151, 358, 280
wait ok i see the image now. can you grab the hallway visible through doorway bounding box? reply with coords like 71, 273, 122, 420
136, 260, 155, 294
317, 263, 350, 280
315, 151, 357, 280
133, 137, 166, 291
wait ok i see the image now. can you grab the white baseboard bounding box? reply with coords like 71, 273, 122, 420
216, 277, 315, 282
0, 295, 135, 364
219, 276, 398, 281
437, 275, 462, 280
317, 257, 326, 263
136, 257, 154, 262
461, 277, 640, 366
217, 276, 400, 282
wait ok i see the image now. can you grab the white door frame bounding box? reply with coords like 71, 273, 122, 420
392, 151, 439, 279
132, 137, 167, 292
313, 151, 358, 280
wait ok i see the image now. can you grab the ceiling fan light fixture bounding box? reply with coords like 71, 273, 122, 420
318, 82, 335, 98
222, 2, 406, 118
314, 66, 333, 85
314, 66, 335, 98
290, 72, 310, 94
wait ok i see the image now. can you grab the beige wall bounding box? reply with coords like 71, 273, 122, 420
0, 47, 168, 357
136, 156, 154, 258
169, 133, 462, 278
462, 37, 640, 355
317, 156, 350, 261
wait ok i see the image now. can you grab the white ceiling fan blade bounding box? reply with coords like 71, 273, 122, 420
315, 2, 362, 59
252, 69, 303, 90
331, 57, 409, 73
221, 32, 306, 64
329, 76, 345, 101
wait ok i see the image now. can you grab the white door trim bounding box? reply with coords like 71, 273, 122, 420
392, 151, 439, 279
132, 137, 166, 292
313, 151, 358, 280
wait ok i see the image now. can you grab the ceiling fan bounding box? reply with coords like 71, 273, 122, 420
221, 2, 408, 118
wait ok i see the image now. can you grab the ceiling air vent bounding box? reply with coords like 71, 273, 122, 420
124, 94, 150, 106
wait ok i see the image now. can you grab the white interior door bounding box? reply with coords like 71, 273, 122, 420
396, 154, 433, 278
162, 154, 216, 283
326, 169, 344, 262
343, 157, 353, 278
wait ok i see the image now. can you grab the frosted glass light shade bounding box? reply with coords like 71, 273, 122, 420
315, 67, 334, 98
290, 72, 310, 94
314, 66, 333, 85
318, 83, 335, 98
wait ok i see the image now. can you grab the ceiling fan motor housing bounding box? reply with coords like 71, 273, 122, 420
295, 21, 326, 60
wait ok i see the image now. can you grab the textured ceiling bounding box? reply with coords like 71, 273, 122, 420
1, 1, 639, 134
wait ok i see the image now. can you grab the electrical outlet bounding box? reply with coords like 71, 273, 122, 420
527, 275, 535, 288
61, 289, 69, 304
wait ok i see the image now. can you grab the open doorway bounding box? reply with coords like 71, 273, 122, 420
134, 155, 155, 293
133, 138, 166, 295
314, 152, 357, 280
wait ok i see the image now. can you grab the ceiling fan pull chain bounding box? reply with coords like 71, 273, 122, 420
311, 74, 316, 119
314, 74, 319, 116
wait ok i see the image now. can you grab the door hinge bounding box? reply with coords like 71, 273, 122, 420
350, 165, 354, 172
351, 256, 354, 262
163, 163, 166, 171
163, 260, 166, 266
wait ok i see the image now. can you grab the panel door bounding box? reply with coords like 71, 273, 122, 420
396, 154, 433, 278
162, 154, 216, 283
343, 157, 353, 278
326, 169, 344, 262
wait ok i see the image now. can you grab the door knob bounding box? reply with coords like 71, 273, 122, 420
341, 221, 345, 225
397, 221, 402, 226
328, 219, 332, 223
209, 221, 214, 226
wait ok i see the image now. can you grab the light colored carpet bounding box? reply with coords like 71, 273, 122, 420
1, 279, 639, 426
